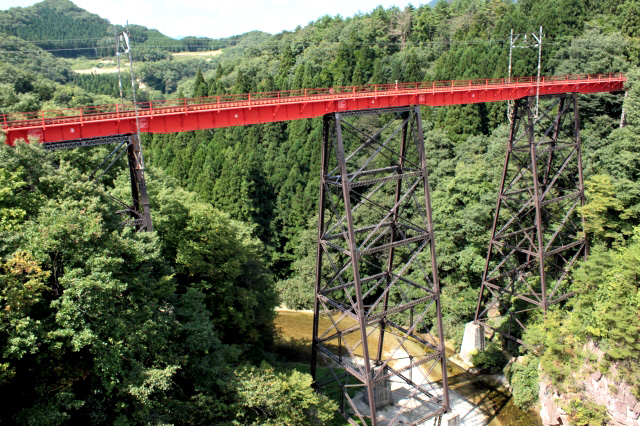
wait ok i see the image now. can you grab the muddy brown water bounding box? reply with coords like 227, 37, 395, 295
275, 310, 542, 425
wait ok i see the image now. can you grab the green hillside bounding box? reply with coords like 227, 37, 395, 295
0, 0, 269, 59
0, 0, 112, 58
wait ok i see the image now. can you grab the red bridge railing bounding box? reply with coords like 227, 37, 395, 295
1, 73, 625, 131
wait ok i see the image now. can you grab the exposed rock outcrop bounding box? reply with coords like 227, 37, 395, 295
538, 343, 640, 425
539, 380, 569, 425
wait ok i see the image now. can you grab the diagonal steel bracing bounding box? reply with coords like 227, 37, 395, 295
312, 106, 449, 425
41, 134, 153, 232
474, 94, 587, 344
125, 134, 153, 231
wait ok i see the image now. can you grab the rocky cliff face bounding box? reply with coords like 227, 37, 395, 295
538, 343, 640, 425
539, 380, 565, 425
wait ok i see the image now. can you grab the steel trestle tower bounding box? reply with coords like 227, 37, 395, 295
42, 134, 153, 232
311, 106, 449, 425
474, 94, 587, 344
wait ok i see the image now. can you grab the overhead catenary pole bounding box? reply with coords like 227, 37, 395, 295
118, 25, 153, 232
115, 26, 125, 108
507, 29, 515, 122
508, 27, 543, 120
508, 29, 514, 83
123, 23, 142, 140
535, 26, 543, 118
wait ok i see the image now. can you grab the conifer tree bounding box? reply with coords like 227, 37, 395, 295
192, 68, 207, 98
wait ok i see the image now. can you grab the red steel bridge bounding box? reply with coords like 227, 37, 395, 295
2, 73, 626, 426
2, 73, 625, 145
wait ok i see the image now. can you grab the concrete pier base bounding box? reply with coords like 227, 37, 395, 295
460, 322, 485, 364
442, 412, 461, 426
363, 366, 393, 409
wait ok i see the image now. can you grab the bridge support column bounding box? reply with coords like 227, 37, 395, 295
474, 93, 587, 344
126, 134, 153, 232
311, 106, 449, 425
41, 134, 153, 232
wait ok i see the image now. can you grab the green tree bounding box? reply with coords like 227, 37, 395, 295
234, 362, 337, 425
507, 356, 540, 409
192, 68, 208, 99
0, 143, 281, 423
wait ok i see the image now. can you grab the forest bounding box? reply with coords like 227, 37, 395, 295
0, 0, 259, 58
0, 0, 639, 424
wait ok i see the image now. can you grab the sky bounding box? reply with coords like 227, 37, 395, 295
0, 0, 416, 39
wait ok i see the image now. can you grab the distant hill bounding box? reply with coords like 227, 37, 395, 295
0, 0, 273, 59
0, 0, 112, 57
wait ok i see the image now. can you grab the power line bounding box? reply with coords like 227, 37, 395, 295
0, 34, 256, 46
1, 31, 637, 46
0, 34, 637, 55
2, 37, 107, 44
0, 38, 500, 47
0, 40, 518, 54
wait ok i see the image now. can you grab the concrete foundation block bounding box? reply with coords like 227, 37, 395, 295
363, 366, 393, 409
442, 412, 461, 426
460, 321, 485, 364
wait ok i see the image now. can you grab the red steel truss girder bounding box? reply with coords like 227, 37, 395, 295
3, 75, 625, 144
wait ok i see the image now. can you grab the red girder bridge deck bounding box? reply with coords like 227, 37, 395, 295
2, 73, 626, 145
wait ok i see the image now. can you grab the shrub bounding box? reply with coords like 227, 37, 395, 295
564, 398, 609, 426
471, 342, 508, 374
509, 356, 540, 409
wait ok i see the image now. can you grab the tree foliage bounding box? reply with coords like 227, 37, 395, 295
234, 362, 337, 425
0, 143, 285, 424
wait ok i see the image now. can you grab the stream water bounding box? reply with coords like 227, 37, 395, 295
275, 310, 542, 426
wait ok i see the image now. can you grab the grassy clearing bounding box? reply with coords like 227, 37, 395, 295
74, 67, 120, 74
65, 57, 117, 71
171, 50, 222, 60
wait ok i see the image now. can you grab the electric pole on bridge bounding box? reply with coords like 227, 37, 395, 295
114, 26, 153, 232
508, 27, 543, 121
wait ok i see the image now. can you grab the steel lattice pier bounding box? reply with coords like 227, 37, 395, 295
474, 94, 587, 344
42, 134, 153, 232
311, 106, 450, 425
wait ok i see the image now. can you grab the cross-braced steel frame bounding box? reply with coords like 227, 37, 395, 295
44, 134, 153, 232
124, 134, 153, 231
474, 93, 587, 344
311, 106, 449, 425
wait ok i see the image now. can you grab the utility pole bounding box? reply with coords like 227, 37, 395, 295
508, 27, 543, 120
114, 26, 125, 108
114, 26, 153, 232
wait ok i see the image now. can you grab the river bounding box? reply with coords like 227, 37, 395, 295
275, 310, 542, 425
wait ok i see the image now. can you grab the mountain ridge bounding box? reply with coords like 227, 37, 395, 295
0, 0, 268, 58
